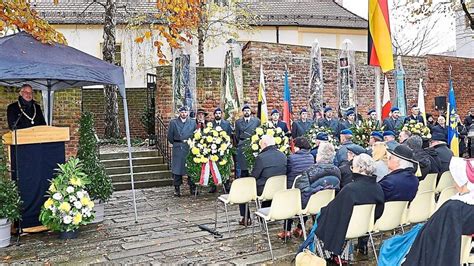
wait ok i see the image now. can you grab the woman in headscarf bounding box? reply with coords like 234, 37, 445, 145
402, 157, 474, 266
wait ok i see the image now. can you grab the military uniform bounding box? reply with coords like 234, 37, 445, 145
235, 117, 260, 176
318, 118, 344, 139
167, 117, 197, 191
291, 119, 313, 138
382, 117, 404, 134
212, 119, 233, 138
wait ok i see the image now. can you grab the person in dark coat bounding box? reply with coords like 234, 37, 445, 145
291, 108, 313, 138
383, 130, 400, 151
382, 107, 403, 134
338, 144, 368, 189
405, 135, 438, 180
318, 107, 344, 139
403, 157, 474, 266
367, 109, 381, 128
316, 153, 385, 256
269, 109, 289, 134
7, 84, 46, 130
379, 145, 419, 202
341, 110, 357, 129
403, 105, 425, 125
430, 116, 448, 142
278, 137, 314, 239
335, 129, 366, 166
398, 130, 412, 145
243, 135, 287, 226
234, 104, 260, 178
211, 107, 232, 138
464, 107, 474, 157
429, 132, 453, 173
195, 108, 209, 129
167, 106, 197, 196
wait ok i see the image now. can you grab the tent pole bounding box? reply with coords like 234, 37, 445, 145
47, 80, 52, 125
375, 67, 382, 123
122, 92, 138, 222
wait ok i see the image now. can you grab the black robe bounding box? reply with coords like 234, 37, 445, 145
316, 173, 385, 255
403, 199, 474, 266
7, 98, 46, 130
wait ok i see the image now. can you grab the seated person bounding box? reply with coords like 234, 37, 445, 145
339, 144, 367, 188
402, 157, 474, 266
379, 145, 419, 202
239, 135, 287, 226
315, 154, 385, 257
405, 135, 440, 180
372, 142, 390, 182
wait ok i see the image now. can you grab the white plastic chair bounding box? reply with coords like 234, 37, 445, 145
373, 201, 408, 233
461, 235, 472, 265
435, 186, 457, 211
418, 173, 437, 192
302, 189, 335, 216
255, 189, 305, 260
256, 175, 286, 209
407, 191, 436, 224
435, 171, 454, 193
214, 177, 257, 234
345, 204, 378, 262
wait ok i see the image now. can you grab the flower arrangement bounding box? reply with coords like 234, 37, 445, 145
186, 123, 234, 186
40, 158, 95, 233
402, 120, 431, 139
243, 122, 290, 170
351, 119, 384, 148
303, 124, 338, 148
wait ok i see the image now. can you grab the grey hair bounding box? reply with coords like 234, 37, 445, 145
406, 135, 423, 150
353, 153, 376, 176
260, 135, 275, 147
316, 142, 335, 164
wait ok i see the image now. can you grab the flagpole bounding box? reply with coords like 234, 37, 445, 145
375, 67, 382, 122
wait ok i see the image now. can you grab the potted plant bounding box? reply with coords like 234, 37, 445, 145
39, 158, 95, 239
77, 112, 113, 223
0, 140, 21, 248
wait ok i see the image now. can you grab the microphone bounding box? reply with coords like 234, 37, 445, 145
12, 112, 23, 130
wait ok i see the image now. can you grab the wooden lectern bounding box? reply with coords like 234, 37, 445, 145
3, 126, 70, 228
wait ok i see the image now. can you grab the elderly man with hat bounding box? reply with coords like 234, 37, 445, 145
212, 107, 232, 137
382, 107, 404, 134
335, 129, 366, 167
383, 130, 400, 151
195, 108, 209, 129
429, 132, 453, 173
167, 106, 197, 196
378, 145, 419, 202
269, 109, 289, 133
318, 106, 344, 139
404, 104, 425, 125
291, 107, 313, 138
234, 104, 261, 178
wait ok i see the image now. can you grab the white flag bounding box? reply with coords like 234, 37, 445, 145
417, 78, 426, 123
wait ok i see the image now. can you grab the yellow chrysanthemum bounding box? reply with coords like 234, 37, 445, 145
220, 131, 227, 137
256, 128, 264, 135
203, 128, 211, 134
206, 136, 213, 142
49, 184, 57, 193
191, 147, 200, 155
274, 137, 282, 145
200, 157, 209, 163
194, 132, 202, 140
251, 135, 259, 142
279, 146, 287, 153
80, 197, 91, 207
207, 122, 213, 128
212, 131, 219, 137
252, 144, 259, 151
219, 159, 227, 165
193, 157, 201, 163
72, 213, 82, 225
267, 129, 275, 136
219, 144, 228, 151
59, 202, 71, 212
70, 177, 83, 187
44, 198, 54, 209
210, 155, 219, 162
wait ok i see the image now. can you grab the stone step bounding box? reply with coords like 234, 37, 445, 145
109, 171, 172, 183
99, 150, 160, 160
113, 179, 173, 191
105, 164, 169, 175
101, 157, 165, 168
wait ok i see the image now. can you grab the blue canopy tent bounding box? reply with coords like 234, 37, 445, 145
0, 32, 138, 221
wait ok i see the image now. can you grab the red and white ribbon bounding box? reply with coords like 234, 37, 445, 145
199, 160, 222, 186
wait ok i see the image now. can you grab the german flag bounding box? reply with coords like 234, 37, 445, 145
368, 0, 394, 73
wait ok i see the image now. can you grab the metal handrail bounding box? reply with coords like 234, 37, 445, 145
155, 116, 172, 169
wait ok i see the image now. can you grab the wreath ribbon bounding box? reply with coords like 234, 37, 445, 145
199, 160, 222, 186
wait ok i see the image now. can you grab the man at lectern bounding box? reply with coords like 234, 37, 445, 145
7, 84, 46, 130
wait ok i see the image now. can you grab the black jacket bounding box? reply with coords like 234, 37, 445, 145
431, 125, 448, 142
379, 168, 419, 202
286, 149, 314, 189
316, 173, 385, 255
251, 145, 287, 189
295, 163, 341, 207
338, 160, 353, 188
412, 148, 437, 180
7, 97, 46, 130
432, 143, 453, 173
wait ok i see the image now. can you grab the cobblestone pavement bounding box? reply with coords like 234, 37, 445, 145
1, 186, 376, 265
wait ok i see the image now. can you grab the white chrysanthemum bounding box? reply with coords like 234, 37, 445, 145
66, 186, 75, 194
69, 195, 77, 202
220, 150, 225, 156
63, 215, 72, 224
211, 144, 217, 150
216, 138, 222, 144
53, 193, 62, 201
76, 191, 84, 199
215, 126, 222, 131
73, 201, 83, 209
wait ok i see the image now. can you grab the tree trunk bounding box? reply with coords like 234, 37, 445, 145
197, 2, 206, 67
102, 0, 120, 139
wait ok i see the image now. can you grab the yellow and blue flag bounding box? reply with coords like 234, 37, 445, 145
447, 80, 459, 157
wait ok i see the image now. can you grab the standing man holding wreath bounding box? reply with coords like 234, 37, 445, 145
7, 84, 46, 129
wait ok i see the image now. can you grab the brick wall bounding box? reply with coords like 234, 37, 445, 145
156, 41, 473, 126
0, 87, 81, 158
82, 88, 149, 138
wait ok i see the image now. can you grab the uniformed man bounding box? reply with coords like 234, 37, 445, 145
212, 107, 232, 137
383, 130, 400, 151
367, 109, 380, 128
335, 129, 366, 166
342, 109, 357, 129
291, 108, 313, 138
269, 109, 289, 133
7, 84, 46, 130
404, 105, 425, 125
382, 107, 404, 134
318, 107, 344, 139
167, 106, 197, 197
235, 104, 260, 178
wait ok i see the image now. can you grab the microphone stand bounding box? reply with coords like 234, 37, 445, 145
12, 112, 23, 246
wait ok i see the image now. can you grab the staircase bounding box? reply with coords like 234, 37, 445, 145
100, 150, 172, 191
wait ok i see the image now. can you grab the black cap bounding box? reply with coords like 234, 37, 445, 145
388, 144, 417, 164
